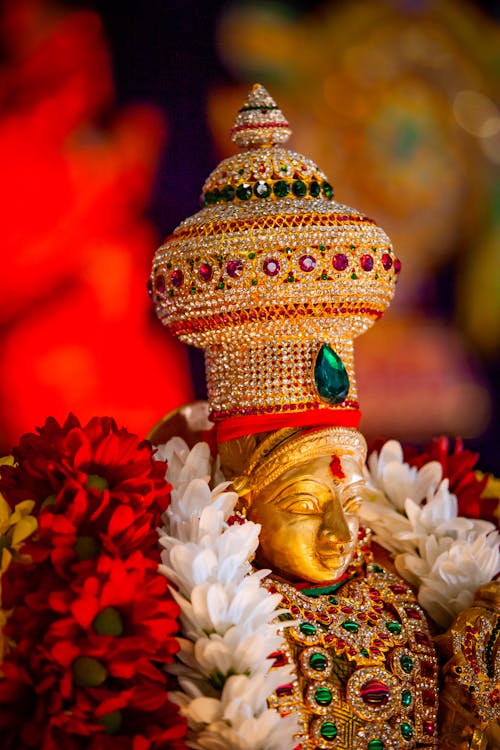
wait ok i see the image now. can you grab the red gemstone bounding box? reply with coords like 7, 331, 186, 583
422, 689, 436, 706
227, 259, 243, 278
269, 651, 288, 668
170, 269, 184, 288
381, 252, 392, 270
394, 258, 402, 274
146, 278, 154, 297
199, 263, 213, 281
276, 683, 294, 697
299, 254, 316, 272
405, 608, 422, 620
154, 273, 165, 293
360, 679, 391, 706
391, 584, 406, 594
360, 254, 374, 271
415, 631, 431, 647
421, 661, 435, 678
423, 721, 435, 735
332, 253, 348, 271
263, 258, 280, 276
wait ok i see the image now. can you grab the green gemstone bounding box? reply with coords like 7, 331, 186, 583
285, 246, 293, 254
320, 721, 338, 740
401, 689, 412, 707
204, 190, 215, 205
99, 710, 123, 735
319, 244, 326, 251
94, 607, 124, 636
341, 620, 359, 633
328, 596, 338, 604
313, 343, 349, 405
236, 184, 252, 200
309, 652, 328, 671
360, 648, 369, 657
314, 687, 333, 707
309, 180, 320, 197
300, 622, 317, 636
168, 289, 174, 297
367, 741, 385, 750
322, 181, 334, 198
274, 180, 290, 197
73, 656, 107, 687
251, 278, 258, 285
217, 282, 225, 289
401, 723, 413, 740
254, 181, 271, 198
351, 272, 357, 279
400, 655, 414, 673
292, 180, 307, 197
370, 564, 384, 573
386, 621, 402, 634
248, 252, 256, 259
221, 185, 235, 201
321, 273, 328, 280
238, 168, 244, 175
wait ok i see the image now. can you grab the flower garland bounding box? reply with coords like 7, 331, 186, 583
0, 415, 186, 750
359, 439, 500, 628
155, 436, 298, 750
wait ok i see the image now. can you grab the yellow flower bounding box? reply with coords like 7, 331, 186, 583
0, 461, 38, 664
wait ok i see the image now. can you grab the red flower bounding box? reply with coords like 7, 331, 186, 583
0, 415, 186, 749
404, 436, 498, 522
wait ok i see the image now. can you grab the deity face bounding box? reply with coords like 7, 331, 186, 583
247, 453, 364, 583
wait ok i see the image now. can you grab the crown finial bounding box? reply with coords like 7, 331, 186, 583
230, 83, 292, 149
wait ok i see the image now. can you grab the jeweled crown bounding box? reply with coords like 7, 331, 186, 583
150, 85, 400, 439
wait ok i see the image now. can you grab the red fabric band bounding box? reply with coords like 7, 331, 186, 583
216, 409, 362, 443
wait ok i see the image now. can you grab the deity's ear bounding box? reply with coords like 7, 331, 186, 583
230, 474, 252, 515
218, 434, 257, 478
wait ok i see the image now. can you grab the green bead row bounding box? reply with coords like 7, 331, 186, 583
203, 179, 334, 206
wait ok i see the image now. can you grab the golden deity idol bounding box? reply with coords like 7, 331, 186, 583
150, 86, 499, 749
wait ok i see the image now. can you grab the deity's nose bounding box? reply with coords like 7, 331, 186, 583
318, 494, 352, 544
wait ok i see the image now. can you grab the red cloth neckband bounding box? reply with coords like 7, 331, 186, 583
216, 408, 361, 443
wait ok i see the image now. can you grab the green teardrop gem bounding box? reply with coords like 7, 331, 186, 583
401, 689, 412, 707
367, 741, 385, 750
386, 621, 402, 634
320, 721, 338, 740
313, 344, 349, 404
400, 655, 414, 673
310, 652, 328, 671
401, 722, 413, 740
341, 620, 359, 633
300, 622, 317, 636
314, 687, 333, 706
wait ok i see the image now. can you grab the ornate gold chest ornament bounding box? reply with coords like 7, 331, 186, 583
150, 86, 498, 749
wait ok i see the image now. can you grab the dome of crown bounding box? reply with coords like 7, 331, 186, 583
150, 85, 400, 425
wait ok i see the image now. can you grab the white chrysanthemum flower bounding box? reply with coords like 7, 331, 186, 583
367, 440, 443, 512
171, 578, 284, 641
175, 673, 298, 750
417, 532, 500, 627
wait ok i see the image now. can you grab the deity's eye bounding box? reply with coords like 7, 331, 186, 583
277, 494, 322, 514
